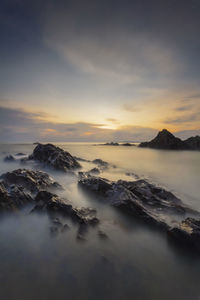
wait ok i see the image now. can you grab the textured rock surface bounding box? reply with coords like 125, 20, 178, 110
32, 190, 99, 225
184, 136, 200, 150
1, 169, 62, 193
79, 174, 197, 228
29, 143, 81, 172
0, 182, 16, 212
168, 217, 200, 249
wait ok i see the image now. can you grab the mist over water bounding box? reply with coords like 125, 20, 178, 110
0, 143, 200, 300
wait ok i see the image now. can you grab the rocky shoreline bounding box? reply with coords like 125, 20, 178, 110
1, 143, 200, 251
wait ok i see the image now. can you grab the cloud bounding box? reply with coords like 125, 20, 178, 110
164, 112, 200, 124
175, 104, 194, 112
0, 106, 158, 142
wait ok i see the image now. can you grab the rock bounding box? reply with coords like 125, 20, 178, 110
79, 175, 197, 229
104, 142, 119, 146
98, 230, 108, 239
32, 190, 99, 225
0, 169, 62, 193
4, 155, 15, 162
184, 136, 200, 150
89, 168, 101, 174
7, 184, 33, 207
28, 143, 81, 172
139, 129, 187, 150
74, 156, 91, 162
92, 159, 109, 169
0, 182, 16, 212
168, 218, 200, 249
15, 153, 26, 156
121, 143, 133, 146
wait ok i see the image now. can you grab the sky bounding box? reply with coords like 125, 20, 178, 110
0, 0, 200, 142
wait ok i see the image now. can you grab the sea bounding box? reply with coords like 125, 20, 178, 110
0, 142, 200, 300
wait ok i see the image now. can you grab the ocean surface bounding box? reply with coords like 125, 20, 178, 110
0, 143, 200, 300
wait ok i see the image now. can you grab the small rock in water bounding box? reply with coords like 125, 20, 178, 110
98, 230, 108, 240
4, 155, 15, 162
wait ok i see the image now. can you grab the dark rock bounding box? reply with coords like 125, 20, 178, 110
32, 190, 99, 225
98, 230, 108, 239
89, 168, 101, 174
0, 182, 16, 212
29, 143, 81, 172
1, 169, 62, 193
8, 184, 33, 207
15, 153, 26, 156
121, 143, 133, 146
79, 175, 197, 229
168, 217, 200, 249
4, 155, 15, 162
92, 159, 109, 168
184, 136, 200, 150
139, 129, 187, 150
104, 142, 119, 146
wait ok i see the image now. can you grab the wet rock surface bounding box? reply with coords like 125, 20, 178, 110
0, 182, 16, 212
168, 217, 200, 249
79, 174, 199, 229
28, 143, 81, 172
1, 168, 62, 193
32, 190, 99, 225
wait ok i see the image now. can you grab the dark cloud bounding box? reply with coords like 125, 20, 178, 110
175, 104, 194, 112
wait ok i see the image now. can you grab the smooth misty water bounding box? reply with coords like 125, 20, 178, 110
0, 143, 200, 300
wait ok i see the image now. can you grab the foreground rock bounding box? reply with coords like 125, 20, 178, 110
1, 169, 62, 193
32, 190, 99, 225
0, 182, 16, 212
79, 174, 198, 228
28, 143, 81, 172
0, 169, 62, 212
168, 217, 200, 249
139, 129, 200, 150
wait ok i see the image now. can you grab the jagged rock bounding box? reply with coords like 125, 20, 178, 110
139, 129, 187, 150
79, 174, 197, 229
28, 143, 81, 172
168, 217, 200, 249
0, 182, 16, 212
7, 184, 33, 207
32, 191, 99, 225
0, 169, 62, 193
121, 143, 133, 146
184, 136, 200, 150
4, 155, 15, 162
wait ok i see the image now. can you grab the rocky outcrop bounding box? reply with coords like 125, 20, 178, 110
0, 169, 63, 212
1, 169, 62, 193
0, 182, 16, 212
79, 174, 198, 229
139, 129, 187, 150
28, 143, 81, 172
32, 190, 99, 225
184, 136, 200, 150
168, 217, 200, 249
139, 129, 200, 150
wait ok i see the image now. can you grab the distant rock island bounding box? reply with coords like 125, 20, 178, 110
139, 129, 200, 150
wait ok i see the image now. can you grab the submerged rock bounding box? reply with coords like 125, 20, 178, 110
1, 169, 62, 193
32, 190, 99, 225
79, 174, 197, 229
28, 143, 81, 172
4, 155, 15, 162
168, 217, 200, 249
